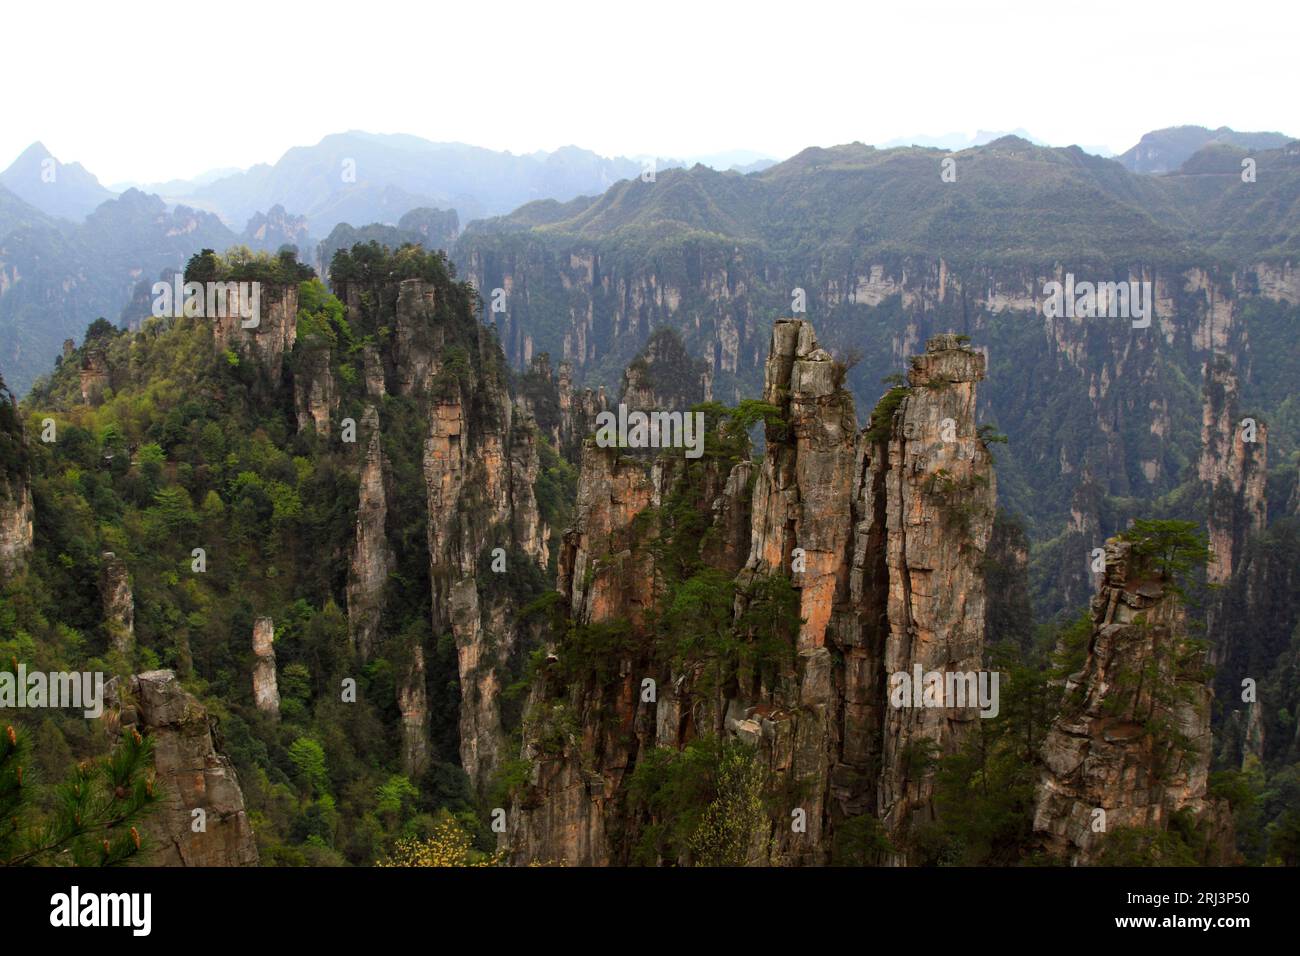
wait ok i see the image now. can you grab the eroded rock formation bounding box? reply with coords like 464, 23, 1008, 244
212, 282, 298, 381
332, 269, 548, 794
1032, 539, 1235, 864
347, 405, 392, 660
294, 345, 336, 436
1199, 356, 1267, 584
79, 348, 109, 405
0, 400, 33, 580
100, 551, 134, 655
506, 322, 997, 865
104, 670, 259, 866
251, 616, 279, 718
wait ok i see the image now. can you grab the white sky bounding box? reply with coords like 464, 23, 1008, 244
3, 0, 1296, 184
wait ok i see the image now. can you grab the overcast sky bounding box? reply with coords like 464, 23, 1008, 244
3, 0, 1296, 184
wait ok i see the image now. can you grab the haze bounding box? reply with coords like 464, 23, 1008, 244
5, 0, 1296, 184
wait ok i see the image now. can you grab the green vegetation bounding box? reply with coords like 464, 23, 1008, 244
627, 736, 773, 866
1, 719, 158, 866
1120, 518, 1212, 590
3, 243, 522, 866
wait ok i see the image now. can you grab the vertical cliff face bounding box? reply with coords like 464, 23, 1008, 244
99, 551, 134, 656
460, 231, 1299, 630
212, 282, 298, 382
78, 347, 110, 406
251, 616, 279, 719
105, 670, 259, 866
332, 267, 547, 795
398, 643, 430, 778
0, 389, 33, 581
735, 320, 859, 863
506, 442, 661, 865
1199, 357, 1267, 584
0, 476, 32, 581
506, 321, 996, 866
1033, 540, 1234, 864
618, 327, 710, 411
346, 405, 392, 660
294, 345, 336, 436
858, 332, 996, 858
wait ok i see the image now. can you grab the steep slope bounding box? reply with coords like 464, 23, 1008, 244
1033, 538, 1235, 865
505, 323, 996, 865
12, 242, 564, 863
0, 190, 240, 394
455, 137, 1300, 631
104, 670, 260, 866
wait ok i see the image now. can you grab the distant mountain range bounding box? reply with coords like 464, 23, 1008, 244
10, 133, 778, 235
1117, 125, 1294, 174
0, 125, 1294, 395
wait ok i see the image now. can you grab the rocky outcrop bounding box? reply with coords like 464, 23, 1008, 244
618, 327, 709, 411
398, 644, 430, 777
462, 232, 1299, 627
0, 396, 33, 580
100, 551, 134, 655
294, 345, 336, 436
79, 348, 110, 405
856, 332, 996, 858
554, 359, 607, 460
1032, 539, 1235, 864
1199, 356, 1267, 583
104, 670, 259, 866
557, 443, 658, 628
506, 322, 997, 866
212, 282, 298, 381
346, 406, 392, 659
506, 444, 685, 866
0, 477, 32, 581
251, 617, 279, 719
333, 266, 548, 795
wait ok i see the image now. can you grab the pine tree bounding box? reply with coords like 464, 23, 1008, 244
0, 722, 159, 866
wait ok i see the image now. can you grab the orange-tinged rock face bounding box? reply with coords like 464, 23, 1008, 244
509, 323, 999, 866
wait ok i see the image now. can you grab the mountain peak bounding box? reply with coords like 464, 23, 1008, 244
0, 141, 115, 221
15, 141, 53, 162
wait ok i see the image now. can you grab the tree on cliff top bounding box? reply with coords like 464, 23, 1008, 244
1119, 518, 1212, 590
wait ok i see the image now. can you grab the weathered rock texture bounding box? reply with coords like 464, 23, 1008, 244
79, 348, 110, 405
346, 405, 392, 660
462, 239, 1298, 624
212, 282, 298, 381
331, 270, 548, 794
854, 331, 996, 858
506, 322, 997, 865
0, 403, 33, 580
1032, 539, 1235, 864
618, 327, 709, 411
398, 644, 430, 778
100, 551, 134, 655
1199, 356, 1267, 584
251, 616, 279, 718
0, 477, 32, 581
104, 670, 259, 866
294, 344, 336, 436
